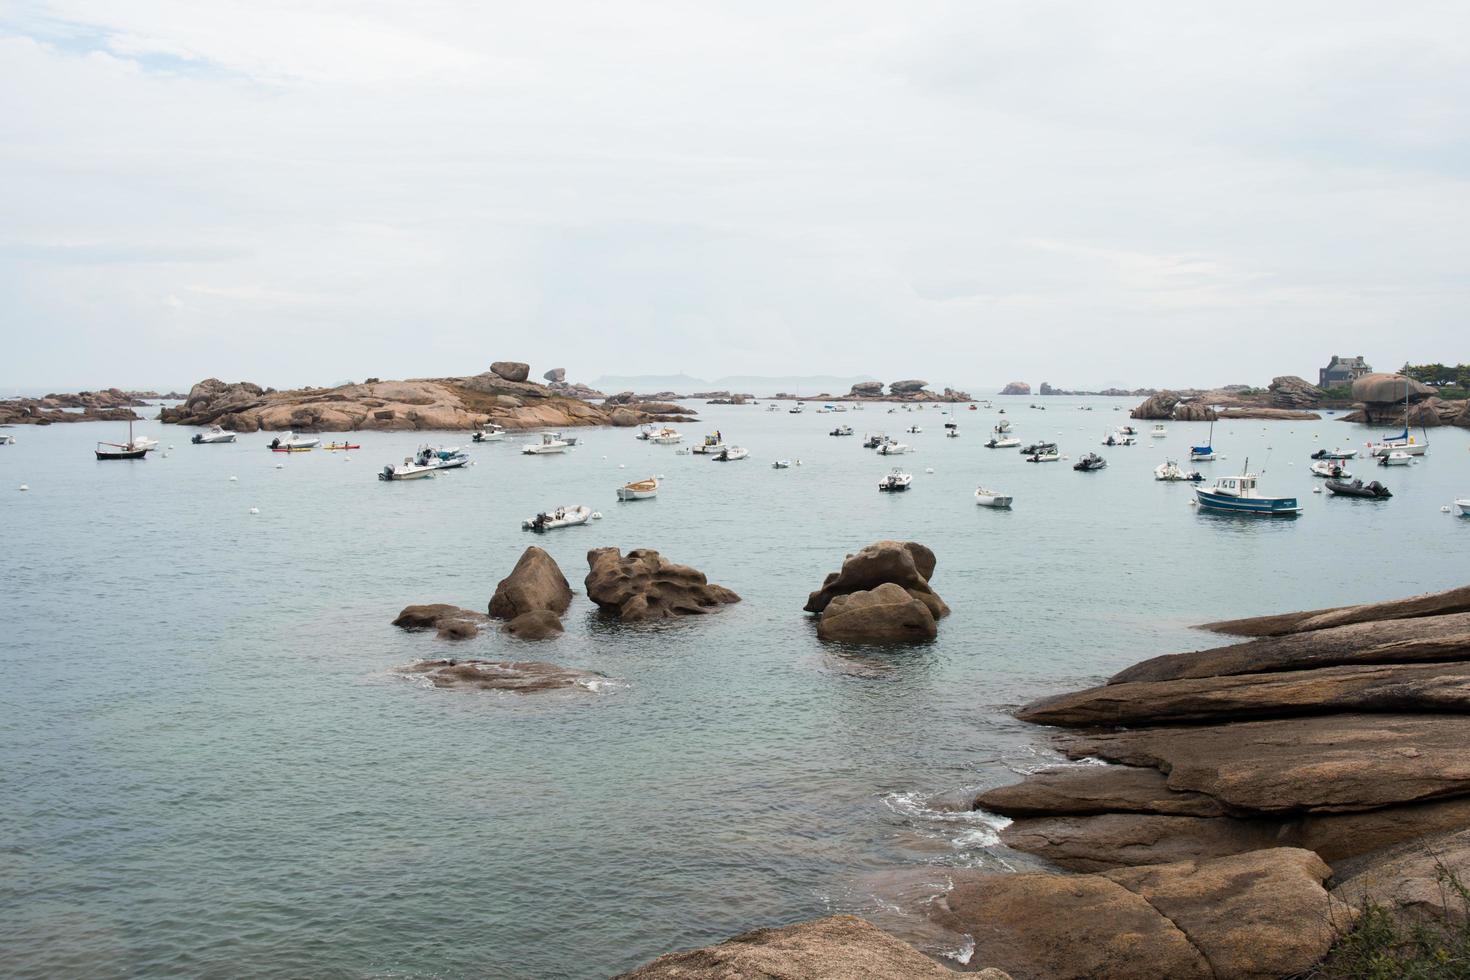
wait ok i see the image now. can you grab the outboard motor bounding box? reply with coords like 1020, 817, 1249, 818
382, 465, 394, 480
269, 437, 281, 449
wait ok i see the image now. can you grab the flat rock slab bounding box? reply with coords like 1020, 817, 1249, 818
1020, 660, 1470, 727
1113, 612, 1470, 684
976, 766, 1225, 818
392, 603, 490, 640
933, 848, 1345, 980
1000, 797, 1470, 871
1202, 584, 1470, 637
394, 659, 602, 694
614, 915, 960, 979
1063, 713, 1470, 813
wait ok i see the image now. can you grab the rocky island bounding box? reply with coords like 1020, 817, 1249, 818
158, 361, 694, 432
0, 388, 171, 426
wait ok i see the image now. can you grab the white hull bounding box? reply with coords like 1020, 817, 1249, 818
379, 464, 436, 480
523, 505, 592, 530
974, 488, 1012, 508
986, 437, 1020, 449
1026, 453, 1060, 462
1310, 461, 1352, 479
1368, 442, 1427, 457
877, 443, 911, 455
1378, 453, 1412, 466
713, 447, 749, 461
616, 488, 657, 500
1455, 499, 1470, 516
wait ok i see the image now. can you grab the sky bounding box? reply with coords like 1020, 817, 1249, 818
2, 1, 1467, 392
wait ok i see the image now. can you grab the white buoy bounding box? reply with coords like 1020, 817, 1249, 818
796, 459, 802, 465
18, 484, 28, 492
229, 475, 238, 481
1313, 487, 1323, 494
591, 511, 603, 520
925, 467, 935, 474
168, 445, 175, 450
249, 507, 259, 514
1443, 505, 1453, 513
619, 463, 625, 468
275, 463, 284, 469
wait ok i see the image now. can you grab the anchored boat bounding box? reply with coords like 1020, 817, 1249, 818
1310, 460, 1352, 479
617, 477, 659, 500
269, 431, 320, 452
522, 505, 592, 531
96, 419, 151, 460
974, 486, 1012, 508
472, 424, 505, 443
1325, 479, 1392, 500
1154, 459, 1203, 482
1073, 452, 1107, 472
1194, 461, 1300, 516
878, 469, 912, 492
191, 425, 236, 444
522, 433, 569, 455
712, 446, 749, 461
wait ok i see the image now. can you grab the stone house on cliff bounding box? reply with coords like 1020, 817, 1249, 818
1319, 355, 1372, 388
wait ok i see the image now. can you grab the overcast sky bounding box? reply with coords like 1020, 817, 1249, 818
3, 1, 1466, 392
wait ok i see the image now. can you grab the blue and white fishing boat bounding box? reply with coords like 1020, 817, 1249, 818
1189, 419, 1216, 462
1194, 460, 1300, 516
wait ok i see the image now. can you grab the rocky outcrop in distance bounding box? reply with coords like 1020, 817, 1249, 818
160, 366, 690, 432
1130, 391, 1218, 421
999, 381, 1031, 395
393, 658, 603, 693
1267, 374, 1324, 409
584, 548, 740, 622
962, 582, 1470, 974
616, 915, 985, 979
1335, 372, 1470, 427
1040, 383, 1158, 397
0, 388, 151, 425
806, 540, 949, 642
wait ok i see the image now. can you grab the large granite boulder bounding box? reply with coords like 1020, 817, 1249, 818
393, 658, 602, 693
542, 367, 566, 383
888, 379, 928, 394
804, 540, 947, 619
1129, 391, 1179, 419
615, 915, 964, 979
392, 603, 490, 640
1062, 713, 1470, 814
1268, 375, 1324, 409
977, 766, 1226, 819
1000, 381, 1031, 395
159, 378, 267, 426
608, 407, 640, 427
489, 547, 572, 620
816, 582, 938, 643
932, 849, 1347, 980
1352, 372, 1434, 405
584, 548, 740, 622
849, 381, 884, 397
1332, 827, 1470, 926
490, 360, 530, 382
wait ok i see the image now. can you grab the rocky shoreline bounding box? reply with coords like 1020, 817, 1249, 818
0, 388, 177, 426
618, 582, 1470, 978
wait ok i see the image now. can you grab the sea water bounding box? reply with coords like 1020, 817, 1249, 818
2, 397, 1467, 977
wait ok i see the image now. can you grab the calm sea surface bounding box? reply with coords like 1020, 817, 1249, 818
3, 397, 1468, 978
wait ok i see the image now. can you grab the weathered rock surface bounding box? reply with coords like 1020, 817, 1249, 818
1114, 612, 1470, 683
849, 380, 885, 397
500, 609, 565, 640
816, 582, 938, 643
160, 373, 684, 433
1216, 406, 1321, 420
392, 603, 490, 640
1063, 714, 1470, 814
1129, 391, 1219, 421
490, 360, 530, 382
933, 848, 1345, 980
584, 548, 740, 622
1268, 374, 1325, 409
888, 379, 929, 394
489, 547, 573, 620
542, 367, 565, 383
393, 658, 602, 693
1201, 584, 1470, 637
1332, 827, 1470, 925
976, 766, 1225, 818
0, 387, 153, 425
1352, 372, 1434, 405
999, 381, 1031, 396
1019, 659, 1470, 727
804, 540, 948, 621
615, 915, 962, 979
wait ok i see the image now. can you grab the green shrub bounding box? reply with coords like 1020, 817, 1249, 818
1306, 865, 1470, 978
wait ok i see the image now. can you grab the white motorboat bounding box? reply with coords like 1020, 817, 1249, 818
944, 422, 959, 438
650, 428, 683, 445
429, 446, 470, 470
1311, 448, 1357, 460
269, 431, 320, 451
1454, 499, 1469, 517
191, 425, 236, 444
472, 424, 505, 443
878, 469, 912, 492
693, 434, 725, 455
522, 504, 592, 531
1150, 424, 1167, 438
772, 459, 792, 469
788, 405, 803, 414
1025, 449, 1060, 462
131, 434, 161, 452
974, 487, 1012, 508
617, 477, 659, 500
378, 456, 437, 481
636, 424, 658, 441
1154, 459, 1203, 482
985, 435, 1020, 449
830, 425, 854, 437
877, 441, 911, 455
1378, 451, 1412, 467
907, 425, 922, 434
712, 446, 749, 461
1102, 432, 1136, 447
1310, 460, 1352, 479
1367, 438, 1427, 458
993, 419, 1012, 434
815, 407, 830, 414
522, 433, 569, 455
0, 433, 13, 445
548, 432, 578, 447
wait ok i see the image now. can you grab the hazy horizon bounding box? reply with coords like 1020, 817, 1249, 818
4, 2, 1466, 391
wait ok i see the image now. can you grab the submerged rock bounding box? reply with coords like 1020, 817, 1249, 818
393, 658, 601, 693
816, 583, 938, 643
584, 548, 740, 622
392, 603, 490, 640
933, 848, 1347, 980
489, 546, 573, 620
500, 609, 565, 640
